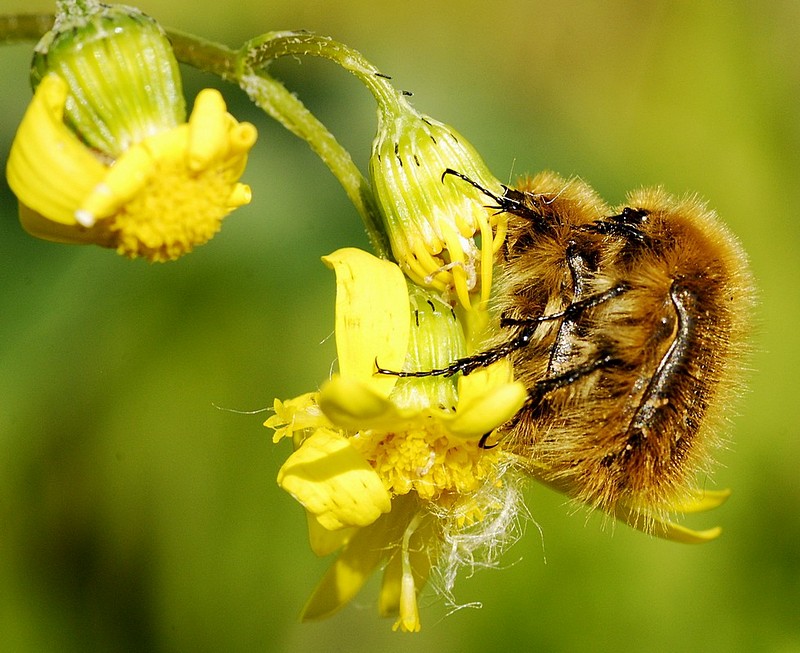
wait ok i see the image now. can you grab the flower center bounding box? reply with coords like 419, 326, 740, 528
98, 144, 251, 261
352, 423, 501, 506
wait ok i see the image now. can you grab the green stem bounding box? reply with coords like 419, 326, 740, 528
166, 29, 238, 81
237, 71, 389, 257
0, 13, 53, 41
240, 31, 402, 113
237, 31, 411, 257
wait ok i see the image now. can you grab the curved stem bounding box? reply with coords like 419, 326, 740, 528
167, 31, 394, 257
240, 31, 402, 112
237, 71, 389, 257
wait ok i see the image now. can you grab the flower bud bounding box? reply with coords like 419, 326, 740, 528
389, 283, 467, 412
370, 94, 506, 310
7, 3, 256, 261
30, 3, 185, 159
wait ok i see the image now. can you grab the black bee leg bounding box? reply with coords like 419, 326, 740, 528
500, 281, 628, 330
375, 318, 542, 378
581, 207, 650, 245
529, 351, 620, 404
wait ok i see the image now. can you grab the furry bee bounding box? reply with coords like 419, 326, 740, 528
381, 169, 755, 522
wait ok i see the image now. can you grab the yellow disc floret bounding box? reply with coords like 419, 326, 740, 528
352, 424, 502, 505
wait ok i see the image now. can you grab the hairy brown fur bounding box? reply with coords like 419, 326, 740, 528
487, 172, 755, 520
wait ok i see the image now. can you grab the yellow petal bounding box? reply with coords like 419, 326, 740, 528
306, 512, 356, 557
319, 375, 397, 427
649, 520, 723, 544
612, 495, 727, 544
526, 461, 727, 545
187, 88, 229, 170
322, 248, 410, 398
265, 393, 328, 443
6, 74, 107, 226
445, 361, 527, 439
78, 136, 163, 223
17, 203, 114, 246
277, 428, 391, 530
301, 514, 395, 621
319, 375, 427, 433
379, 513, 433, 621
668, 488, 731, 513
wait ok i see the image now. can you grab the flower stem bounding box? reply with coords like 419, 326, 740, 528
236, 71, 389, 257
235, 31, 404, 257
240, 31, 403, 113
0, 13, 53, 42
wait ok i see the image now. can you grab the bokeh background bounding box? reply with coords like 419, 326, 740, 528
1, 1, 798, 651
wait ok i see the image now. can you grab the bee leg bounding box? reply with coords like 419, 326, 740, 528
374, 319, 541, 378
530, 351, 620, 403
581, 207, 650, 245
500, 281, 628, 330
376, 281, 628, 379
441, 168, 536, 220
479, 350, 621, 449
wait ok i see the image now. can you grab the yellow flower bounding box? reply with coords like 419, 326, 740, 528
6, 3, 257, 261
370, 93, 507, 311
265, 248, 528, 631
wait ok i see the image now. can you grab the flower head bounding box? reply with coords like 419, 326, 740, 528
267, 236, 732, 629
267, 248, 528, 630
6, 3, 257, 261
370, 93, 507, 311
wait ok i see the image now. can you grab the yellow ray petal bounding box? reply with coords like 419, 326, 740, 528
446, 361, 527, 439
306, 512, 356, 557
612, 500, 725, 544
668, 488, 731, 513
649, 521, 723, 544
318, 375, 408, 432
302, 514, 395, 621
277, 428, 391, 530
6, 74, 107, 226
322, 248, 410, 398
379, 514, 434, 621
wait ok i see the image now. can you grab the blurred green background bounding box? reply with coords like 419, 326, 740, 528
1, 1, 797, 651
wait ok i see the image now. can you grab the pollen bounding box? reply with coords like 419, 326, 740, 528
353, 423, 501, 505
95, 123, 256, 261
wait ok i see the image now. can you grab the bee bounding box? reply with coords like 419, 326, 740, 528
379, 168, 755, 522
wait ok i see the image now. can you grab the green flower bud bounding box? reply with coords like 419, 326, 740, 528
390, 283, 467, 412
370, 94, 506, 311
31, 2, 185, 158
